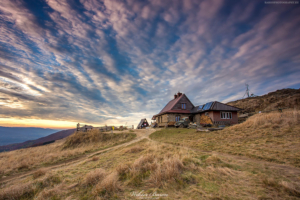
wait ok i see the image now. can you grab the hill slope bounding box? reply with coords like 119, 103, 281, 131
227, 88, 300, 113
0, 129, 75, 152
1, 123, 300, 199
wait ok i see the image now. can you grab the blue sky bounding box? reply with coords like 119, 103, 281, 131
0, 0, 299, 128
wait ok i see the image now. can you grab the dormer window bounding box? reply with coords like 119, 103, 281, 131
181, 103, 186, 109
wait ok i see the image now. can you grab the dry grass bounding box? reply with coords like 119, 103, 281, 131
36, 184, 64, 200
1, 127, 300, 200
0, 131, 136, 176
150, 110, 300, 167
92, 172, 121, 197
125, 146, 144, 153
37, 172, 62, 188
32, 168, 47, 179
84, 168, 106, 186
230, 109, 300, 129
0, 182, 35, 200
91, 156, 99, 161
262, 177, 300, 198
63, 130, 134, 148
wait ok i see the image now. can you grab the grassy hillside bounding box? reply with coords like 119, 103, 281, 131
150, 110, 300, 167
1, 137, 300, 199
1, 113, 300, 199
0, 130, 136, 177
227, 88, 300, 113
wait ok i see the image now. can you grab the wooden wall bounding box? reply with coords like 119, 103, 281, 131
172, 95, 194, 110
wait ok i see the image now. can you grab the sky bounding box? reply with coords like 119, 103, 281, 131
0, 0, 299, 129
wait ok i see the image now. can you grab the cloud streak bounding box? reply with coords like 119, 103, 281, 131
0, 0, 299, 128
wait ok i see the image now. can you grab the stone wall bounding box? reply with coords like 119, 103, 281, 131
157, 113, 191, 127
194, 114, 201, 124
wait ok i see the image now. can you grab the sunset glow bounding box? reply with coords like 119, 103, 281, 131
0, 0, 299, 128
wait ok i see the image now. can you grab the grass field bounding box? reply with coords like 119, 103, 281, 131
1, 138, 299, 199
0, 130, 136, 177
1, 111, 300, 199
150, 110, 300, 167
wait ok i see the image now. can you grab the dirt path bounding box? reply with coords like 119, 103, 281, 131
0, 129, 156, 185
2, 128, 300, 186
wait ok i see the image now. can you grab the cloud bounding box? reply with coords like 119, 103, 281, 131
0, 0, 299, 128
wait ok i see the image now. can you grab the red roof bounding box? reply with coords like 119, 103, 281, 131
159, 94, 183, 113
153, 94, 191, 117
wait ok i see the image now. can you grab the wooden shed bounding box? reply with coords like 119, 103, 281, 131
137, 118, 149, 129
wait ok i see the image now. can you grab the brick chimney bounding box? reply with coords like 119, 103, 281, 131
177, 92, 182, 97
174, 94, 177, 99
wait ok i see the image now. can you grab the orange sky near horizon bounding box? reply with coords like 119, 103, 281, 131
0, 118, 102, 129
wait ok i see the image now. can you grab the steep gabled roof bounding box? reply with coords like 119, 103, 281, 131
153, 94, 193, 117
158, 94, 184, 114
137, 118, 148, 129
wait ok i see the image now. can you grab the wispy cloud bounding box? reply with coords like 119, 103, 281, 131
0, 0, 299, 128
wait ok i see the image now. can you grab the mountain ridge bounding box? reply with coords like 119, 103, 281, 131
0, 129, 75, 152
227, 88, 300, 113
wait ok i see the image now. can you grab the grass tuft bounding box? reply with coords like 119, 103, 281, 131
84, 168, 106, 186
33, 168, 47, 179
0, 182, 35, 200
92, 172, 121, 197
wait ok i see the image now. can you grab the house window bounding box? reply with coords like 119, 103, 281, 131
221, 112, 232, 119
181, 103, 186, 109
175, 116, 180, 121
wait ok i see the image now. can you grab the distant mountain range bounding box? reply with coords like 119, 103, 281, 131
0, 127, 62, 146
0, 128, 75, 152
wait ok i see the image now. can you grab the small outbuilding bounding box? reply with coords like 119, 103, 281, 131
137, 118, 149, 129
